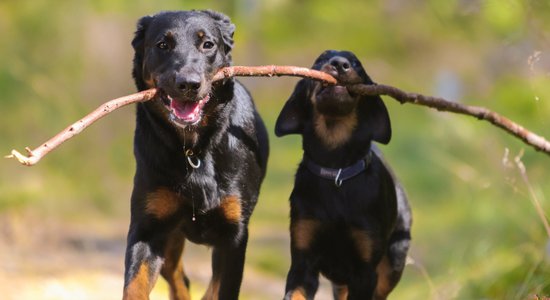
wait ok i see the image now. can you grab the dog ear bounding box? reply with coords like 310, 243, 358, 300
132, 15, 154, 91
132, 15, 153, 53
361, 95, 392, 144
275, 80, 311, 137
344, 54, 391, 143
201, 10, 235, 57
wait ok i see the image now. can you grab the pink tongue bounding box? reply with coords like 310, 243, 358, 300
170, 100, 200, 120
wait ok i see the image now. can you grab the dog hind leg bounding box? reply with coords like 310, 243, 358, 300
160, 229, 191, 300
202, 228, 249, 300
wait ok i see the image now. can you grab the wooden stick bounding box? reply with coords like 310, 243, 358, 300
212, 65, 338, 84
5, 89, 158, 166
347, 84, 550, 155
5, 66, 335, 166
5, 65, 550, 166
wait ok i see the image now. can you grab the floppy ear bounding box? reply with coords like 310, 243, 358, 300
132, 15, 153, 91
132, 15, 153, 52
275, 80, 311, 137
201, 10, 235, 58
360, 95, 392, 144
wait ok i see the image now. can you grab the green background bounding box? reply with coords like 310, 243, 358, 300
1, 0, 549, 299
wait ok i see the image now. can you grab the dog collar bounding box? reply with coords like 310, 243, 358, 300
303, 151, 372, 187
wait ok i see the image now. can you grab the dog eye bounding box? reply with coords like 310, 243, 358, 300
202, 41, 215, 50
157, 41, 169, 50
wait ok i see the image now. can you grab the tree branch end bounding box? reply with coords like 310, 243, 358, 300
5, 148, 36, 166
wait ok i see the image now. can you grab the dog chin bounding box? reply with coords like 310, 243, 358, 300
315, 86, 357, 116
169, 113, 202, 128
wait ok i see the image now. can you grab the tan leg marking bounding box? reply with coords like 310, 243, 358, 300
123, 262, 152, 300
202, 277, 220, 300
145, 188, 180, 219
350, 228, 374, 262
333, 284, 349, 300
220, 195, 242, 223
375, 255, 393, 300
161, 232, 190, 300
288, 287, 307, 300
292, 219, 320, 251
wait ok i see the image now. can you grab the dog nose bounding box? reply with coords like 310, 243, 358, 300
176, 73, 201, 91
329, 56, 351, 73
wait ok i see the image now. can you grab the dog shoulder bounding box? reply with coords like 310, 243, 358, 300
226, 81, 258, 125
215, 80, 269, 171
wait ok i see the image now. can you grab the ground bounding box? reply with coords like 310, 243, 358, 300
0, 212, 334, 300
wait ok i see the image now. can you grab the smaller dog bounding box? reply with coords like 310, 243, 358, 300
275, 50, 412, 300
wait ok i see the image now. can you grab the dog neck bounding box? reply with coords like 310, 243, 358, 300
303, 150, 372, 186
313, 110, 358, 150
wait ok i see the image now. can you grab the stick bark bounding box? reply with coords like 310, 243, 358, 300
347, 84, 550, 155
6, 89, 157, 166
212, 65, 338, 84
6, 65, 550, 166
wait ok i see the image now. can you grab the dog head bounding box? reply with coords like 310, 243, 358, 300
132, 10, 235, 127
275, 50, 391, 147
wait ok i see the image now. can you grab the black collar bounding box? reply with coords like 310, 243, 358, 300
303, 151, 373, 187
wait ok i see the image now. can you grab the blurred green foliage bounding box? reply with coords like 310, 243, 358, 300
1, 0, 550, 298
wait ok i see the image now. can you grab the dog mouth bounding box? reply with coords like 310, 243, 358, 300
159, 91, 210, 126
316, 85, 351, 99
314, 84, 357, 116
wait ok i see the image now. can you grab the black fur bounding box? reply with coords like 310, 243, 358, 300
276, 50, 411, 300
123, 10, 268, 300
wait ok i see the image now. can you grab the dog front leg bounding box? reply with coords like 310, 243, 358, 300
347, 264, 377, 300
202, 228, 249, 300
284, 249, 319, 300
123, 226, 164, 300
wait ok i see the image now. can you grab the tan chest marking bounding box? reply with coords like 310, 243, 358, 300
313, 112, 357, 149
145, 188, 180, 219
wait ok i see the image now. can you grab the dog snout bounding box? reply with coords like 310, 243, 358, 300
176, 72, 202, 92
328, 56, 352, 74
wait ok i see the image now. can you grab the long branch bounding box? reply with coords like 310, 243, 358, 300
5, 65, 550, 166
5, 66, 334, 166
347, 84, 550, 155
5, 89, 157, 166
212, 65, 338, 84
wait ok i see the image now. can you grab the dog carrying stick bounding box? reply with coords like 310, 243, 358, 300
5, 65, 550, 166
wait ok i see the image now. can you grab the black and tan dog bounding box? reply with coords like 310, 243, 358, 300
275, 50, 411, 300
125, 10, 268, 299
